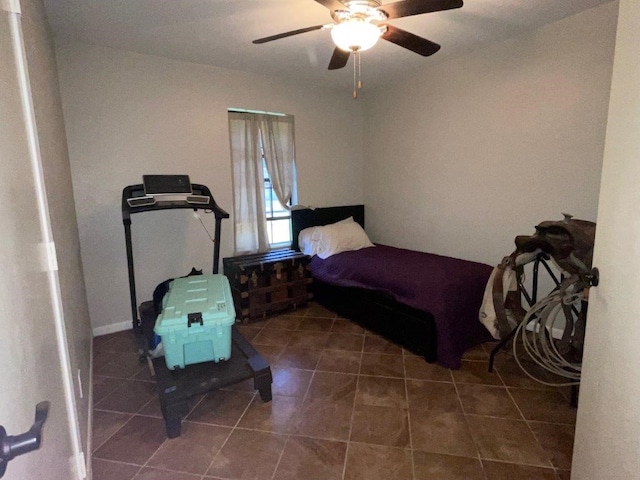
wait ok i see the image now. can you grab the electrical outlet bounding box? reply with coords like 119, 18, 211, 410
77, 369, 83, 399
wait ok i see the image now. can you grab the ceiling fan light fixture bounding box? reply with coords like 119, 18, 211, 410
331, 20, 382, 52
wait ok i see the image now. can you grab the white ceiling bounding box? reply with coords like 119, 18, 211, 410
43, 0, 613, 91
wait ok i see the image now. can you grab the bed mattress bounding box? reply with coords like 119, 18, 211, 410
309, 244, 493, 368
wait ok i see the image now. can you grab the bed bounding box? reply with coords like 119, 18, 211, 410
291, 205, 493, 369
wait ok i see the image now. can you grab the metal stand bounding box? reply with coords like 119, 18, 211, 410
487, 253, 583, 407
488, 253, 561, 373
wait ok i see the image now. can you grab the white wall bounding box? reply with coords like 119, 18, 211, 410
56, 43, 365, 333
362, 2, 618, 266
572, 0, 640, 477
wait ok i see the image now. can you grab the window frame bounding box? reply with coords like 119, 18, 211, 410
228, 108, 297, 252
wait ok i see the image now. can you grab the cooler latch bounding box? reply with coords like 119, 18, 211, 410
187, 312, 203, 327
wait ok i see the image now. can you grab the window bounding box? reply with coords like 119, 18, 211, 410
263, 158, 294, 247
228, 109, 297, 254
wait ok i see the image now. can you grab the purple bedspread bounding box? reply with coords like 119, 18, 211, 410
309, 245, 493, 369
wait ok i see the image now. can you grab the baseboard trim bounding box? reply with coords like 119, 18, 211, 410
92, 320, 131, 337
525, 322, 566, 340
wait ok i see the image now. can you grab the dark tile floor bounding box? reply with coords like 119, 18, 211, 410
91, 303, 576, 480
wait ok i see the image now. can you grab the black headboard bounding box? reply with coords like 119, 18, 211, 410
291, 205, 365, 251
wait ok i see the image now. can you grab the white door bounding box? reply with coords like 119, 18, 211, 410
0, 6, 79, 480
571, 1, 640, 478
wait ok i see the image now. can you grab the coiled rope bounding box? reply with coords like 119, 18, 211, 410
512, 275, 586, 387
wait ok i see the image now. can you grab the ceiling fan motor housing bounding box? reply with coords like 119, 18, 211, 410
331, 0, 388, 23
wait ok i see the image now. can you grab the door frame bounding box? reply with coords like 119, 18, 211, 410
4, 1, 85, 477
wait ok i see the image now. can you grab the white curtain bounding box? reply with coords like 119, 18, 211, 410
229, 111, 296, 254
261, 115, 296, 210
229, 112, 269, 254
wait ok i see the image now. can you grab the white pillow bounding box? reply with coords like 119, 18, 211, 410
298, 227, 320, 256
315, 220, 374, 259
298, 216, 356, 256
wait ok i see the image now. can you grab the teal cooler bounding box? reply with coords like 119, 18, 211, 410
154, 274, 235, 370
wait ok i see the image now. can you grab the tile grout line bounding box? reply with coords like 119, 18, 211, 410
91, 413, 138, 461
93, 457, 144, 479
132, 463, 206, 477
143, 368, 254, 476
268, 439, 288, 480
340, 348, 364, 480
199, 390, 259, 477
269, 336, 325, 480
459, 350, 568, 475
475, 457, 567, 470
139, 422, 185, 473
121, 413, 169, 474
498, 363, 557, 471
91, 404, 147, 465
91, 410, 135, 453
449, 364, 488, 480
93, 336, 158, 474
271, 311, 335, 479
402, 348, 417, 480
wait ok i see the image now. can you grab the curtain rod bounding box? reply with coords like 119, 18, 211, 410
228, 108, 291, 117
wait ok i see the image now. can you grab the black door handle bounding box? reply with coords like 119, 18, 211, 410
0, 401, 50, 478
585, 267, 600, 287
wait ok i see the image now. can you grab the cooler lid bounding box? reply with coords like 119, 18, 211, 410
155, 274, 234, 330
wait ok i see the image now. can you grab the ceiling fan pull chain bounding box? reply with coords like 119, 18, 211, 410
358, 52, 363, 90
353, 50, 358, 98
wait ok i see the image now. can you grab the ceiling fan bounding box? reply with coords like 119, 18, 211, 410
253, 0, 463, 96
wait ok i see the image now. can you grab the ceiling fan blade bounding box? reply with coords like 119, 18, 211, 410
380, 0, 463, 20
314, 0, 346, 11
253, 25, 325, 44
328, 47, 350, 70
381, 25, 441, 56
